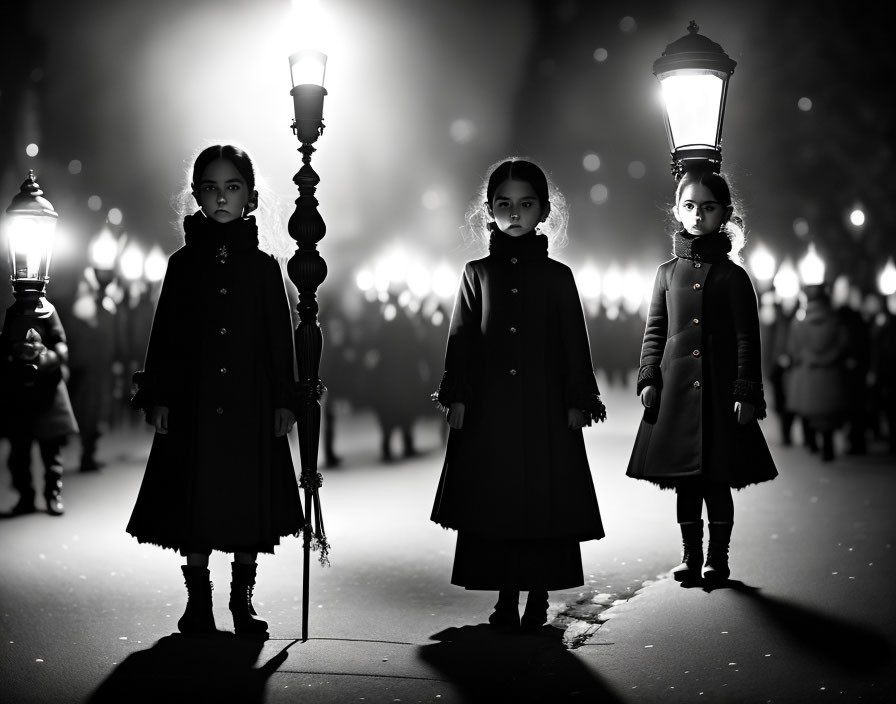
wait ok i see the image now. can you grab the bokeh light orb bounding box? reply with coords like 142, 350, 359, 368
449, 118, 476, 145
589, 184, 609, 205
582, 152, 601, 172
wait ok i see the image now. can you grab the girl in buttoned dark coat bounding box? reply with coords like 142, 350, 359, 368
432, 158, 606, 631
127, 145, 303, 638
626, 170, 777, 585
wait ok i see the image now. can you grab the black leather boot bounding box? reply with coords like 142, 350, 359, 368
703, 522, 733, 584
229, 562, 269, 638
178, 566, 217, 635
488, 589, 520, 630
521, 590, 549, 631
671, 520, 703, 582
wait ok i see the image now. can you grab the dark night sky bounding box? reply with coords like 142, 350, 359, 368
1, 0, 893, 306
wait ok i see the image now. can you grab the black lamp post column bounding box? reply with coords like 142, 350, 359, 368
287, 48, 330, 643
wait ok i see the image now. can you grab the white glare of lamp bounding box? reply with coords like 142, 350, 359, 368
797, 243, 825, 285
89, 226, 118, 270
119, 243, 145, 282
773, 257, 800, 301
879, 257, 896, 297
748, 242, 776, 283
578, 262, 602, 301
653, 20, 736, 178
5, 171, 58, 295
144, 245, 167, 284
289, 49, 328, 144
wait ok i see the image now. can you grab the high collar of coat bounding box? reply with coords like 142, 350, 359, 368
183, 211, 260, 253
672, 229, 732, 263
488, 225, 548, 261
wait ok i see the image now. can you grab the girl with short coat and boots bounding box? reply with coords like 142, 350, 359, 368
627, 169, 778, 585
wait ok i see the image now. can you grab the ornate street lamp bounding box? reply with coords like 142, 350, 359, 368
3, 171, 60, 382
653, 20, 737, 178
287, 42, 330, 642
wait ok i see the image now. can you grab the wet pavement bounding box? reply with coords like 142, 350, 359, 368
1, 384, 894, 702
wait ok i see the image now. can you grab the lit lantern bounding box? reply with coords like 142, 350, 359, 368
879, 257, 896, 297
5, 171, 58, 305
88, 225, 119, 289
653, 20, 737, 177
797, 243, 825, 285
289, 48, 328, 145
747, 242, 776, 286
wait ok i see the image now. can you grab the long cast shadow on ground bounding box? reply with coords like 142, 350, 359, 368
418, 624, 623, 703
86, 633, 294, 704
725, 580, 892, 673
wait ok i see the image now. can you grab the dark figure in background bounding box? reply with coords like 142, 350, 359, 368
65, 277, 120, 471
870, 298, 896, 455
627, 170, 777, 586
365, 294, 427, 462
124, 283, 156, 427
832, 278, 871, 455
318, 308, 358, 468
786, 283, 851, 462
421, 298, 450, 443
432, 158, 606, 631
765, 297, 798, 445
0, 308, 79, 515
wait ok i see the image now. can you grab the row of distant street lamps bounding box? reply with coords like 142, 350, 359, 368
3, 15, 895, 640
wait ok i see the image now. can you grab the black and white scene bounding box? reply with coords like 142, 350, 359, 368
1, 1, 894, 702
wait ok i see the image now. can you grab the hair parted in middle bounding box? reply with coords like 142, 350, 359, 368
673, 168, 746, 263
464, 156, 569, 251
172, 140, 295, 261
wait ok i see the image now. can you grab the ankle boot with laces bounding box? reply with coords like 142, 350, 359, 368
229, 562, 269, 638
178, 565, 217, 635
671, 520, 704, 582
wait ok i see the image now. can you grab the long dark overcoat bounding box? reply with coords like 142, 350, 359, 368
126, 214, 303, 554
785, 293, 850, 430
626, 233, 777, 489
431, 232, 604, 542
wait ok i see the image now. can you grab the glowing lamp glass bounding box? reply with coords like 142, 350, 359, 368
798, 244, 825, 286
89, 227, 118, 270
8, 214, 56, 281
290, 50, 327, 88
658, 71, 726, 154
879, 257, 896, 297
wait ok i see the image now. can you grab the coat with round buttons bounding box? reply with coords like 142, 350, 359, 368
431, 232, 605, 542
626, 254, 778, 488
127, 215, 303, 553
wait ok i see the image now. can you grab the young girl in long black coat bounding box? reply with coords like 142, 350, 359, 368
627, 169, 777, 585
127, 145, 303, 637
432, 158, 606, 630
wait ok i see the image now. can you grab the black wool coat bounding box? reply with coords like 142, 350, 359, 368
127, 214, 303, 554
431, 231, 605, 542
626, 232, 778, 489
